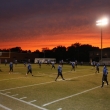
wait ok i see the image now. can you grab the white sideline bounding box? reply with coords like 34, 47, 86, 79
0, 104, 12, 110
0, 92, 48, 110
0, 73, 95, 92
43, 86, 100, 107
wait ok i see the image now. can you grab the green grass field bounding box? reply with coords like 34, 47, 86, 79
0, 64, 110, 110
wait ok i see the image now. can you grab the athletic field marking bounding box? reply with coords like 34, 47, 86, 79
0, 92, 47, 110
11, 94, 18, 97
0, 77, 27, 82
28, 100, 36, 103
43, 86, 100, 107
0, 73, 97, 92
57, 108, 62, 110
5, 92, 11, 94
0, 81, 55, 92
66, 73, 94, 80
49, 71, 72, 77
49, 67, 102, 77
0, 68, 99, 81
20, 97, 27, 99
0, 104, 12, 110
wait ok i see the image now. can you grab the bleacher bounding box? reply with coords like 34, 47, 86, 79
99, 58, 110, 65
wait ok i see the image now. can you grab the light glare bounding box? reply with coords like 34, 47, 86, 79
96, 18, 108, 26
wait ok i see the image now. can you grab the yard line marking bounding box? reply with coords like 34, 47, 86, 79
0, 92, 48, 110
28, 100, 36, 103
0, 104, 12, 110
43, 86, 100, 107
0, 73, 97, 92
0, 81, 55, 92
20, 97, 27, 99
5, 92, 11, 94
11, 94, 18, 97
57, 108, 62, 110
66, 73, 94, 80
0, 77, 27, 82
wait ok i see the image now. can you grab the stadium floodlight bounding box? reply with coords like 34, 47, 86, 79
96, 18, 108, 62
96, 18, 108, 26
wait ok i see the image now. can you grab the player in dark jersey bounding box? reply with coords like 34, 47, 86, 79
55, 65, 65, 81
26, 64, 33, 76
5, 59, 7, 66
38, 61, 42, 68
95, 62, 99, 73
101, 65, 109, 87
9, 62, 13, 74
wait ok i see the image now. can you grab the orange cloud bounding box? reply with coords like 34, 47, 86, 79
0, 33, 109, 52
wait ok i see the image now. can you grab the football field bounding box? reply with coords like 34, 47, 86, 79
0, 64, 110, 110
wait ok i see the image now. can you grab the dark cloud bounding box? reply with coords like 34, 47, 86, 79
1, 0, 109, 22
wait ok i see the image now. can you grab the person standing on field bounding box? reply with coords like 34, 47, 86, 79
55, 65, 65, 81
5, 59, 7, 66
101, 65, 109, 88
95, 62, 99, 73
51, 62, 55, 69
26, 63, 33, 76
9, 62, 13, 74
38, 60, 42, 68
71, 62, 75, 71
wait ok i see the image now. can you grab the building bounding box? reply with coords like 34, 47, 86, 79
90, 48, 110, 65
34, 58, 56, 63
0, 52, 39, 63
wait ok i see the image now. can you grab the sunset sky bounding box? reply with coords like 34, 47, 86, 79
0, 0, 110, 52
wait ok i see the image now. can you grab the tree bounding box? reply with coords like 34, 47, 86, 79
52, 46, 67, 62
10, 47, 22, 52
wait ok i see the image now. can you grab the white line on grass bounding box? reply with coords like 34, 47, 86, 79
28, 100, 36, 103
20, 97, 27, 99
57, 108, 62, 110
11, 94, 18, 97
0, 81, 55, 92
43, 86, 100, 107
0, 92, 47, 110
0, 73, 96, 92
66, 73, 94, 80
0, 104, 12, 110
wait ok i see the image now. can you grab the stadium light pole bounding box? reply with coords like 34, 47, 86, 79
96, 18, 108, 62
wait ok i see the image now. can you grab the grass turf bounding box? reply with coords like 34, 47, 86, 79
0, 64, 110, 110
